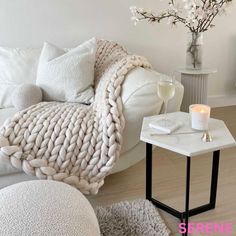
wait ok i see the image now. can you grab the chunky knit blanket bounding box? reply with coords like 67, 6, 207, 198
0, 40, 151, 194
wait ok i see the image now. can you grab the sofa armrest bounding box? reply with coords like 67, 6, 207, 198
122, 68, 184, 109
121, 67, 184, 153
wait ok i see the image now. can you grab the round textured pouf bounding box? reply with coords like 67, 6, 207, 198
0, 180, 100, 236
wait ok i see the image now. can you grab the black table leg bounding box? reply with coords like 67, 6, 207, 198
146, 143, 152, 200
184, 156, 191, 236
210, 150, 220, 209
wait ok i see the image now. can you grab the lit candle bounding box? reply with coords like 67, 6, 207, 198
189, 104, 211, 130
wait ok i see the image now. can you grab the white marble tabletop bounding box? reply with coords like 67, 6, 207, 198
140, 112, 236, 157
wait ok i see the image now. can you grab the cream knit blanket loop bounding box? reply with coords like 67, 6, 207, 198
0, 40, 151, 194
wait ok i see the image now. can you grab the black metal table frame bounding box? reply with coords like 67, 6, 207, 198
146, 143, 220, 236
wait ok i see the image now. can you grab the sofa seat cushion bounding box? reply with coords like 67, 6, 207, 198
0, 107, 21, 176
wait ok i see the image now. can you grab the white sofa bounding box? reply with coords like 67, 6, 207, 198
0, 67, 183, 189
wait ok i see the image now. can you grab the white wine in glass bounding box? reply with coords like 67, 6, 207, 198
157, 77, 176, 127
157, 81, 175, 102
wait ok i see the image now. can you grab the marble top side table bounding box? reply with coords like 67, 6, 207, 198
178, 68, 217, 112
140, 112, 236, 236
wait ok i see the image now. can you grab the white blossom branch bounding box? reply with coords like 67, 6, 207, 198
130, 0, 232, 33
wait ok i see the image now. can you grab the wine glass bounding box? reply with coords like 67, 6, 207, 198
157, 76, 176, 126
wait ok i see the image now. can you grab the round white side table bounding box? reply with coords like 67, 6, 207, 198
178, 68, 217, 112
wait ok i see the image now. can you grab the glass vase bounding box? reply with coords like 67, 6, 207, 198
186, 32, 203, 70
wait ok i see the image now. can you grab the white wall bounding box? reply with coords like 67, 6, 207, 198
0, 0, 236, 101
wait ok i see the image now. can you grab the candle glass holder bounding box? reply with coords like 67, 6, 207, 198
189, 104, 212, 142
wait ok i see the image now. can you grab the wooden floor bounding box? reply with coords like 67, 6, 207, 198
88, 106, 236, 236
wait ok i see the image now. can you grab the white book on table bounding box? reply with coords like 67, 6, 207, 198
149, 120, 182, 134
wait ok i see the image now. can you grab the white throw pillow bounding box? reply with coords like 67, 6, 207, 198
0, 47, 41, 108
36, 38, 96, 103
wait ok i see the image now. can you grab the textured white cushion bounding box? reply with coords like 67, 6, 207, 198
11, 84, 42, 111
0, 180, 100, 236
36, 38, 96, 103
0, 47, 41, 108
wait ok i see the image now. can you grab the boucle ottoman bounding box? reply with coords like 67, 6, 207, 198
0, 180, 100, 236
